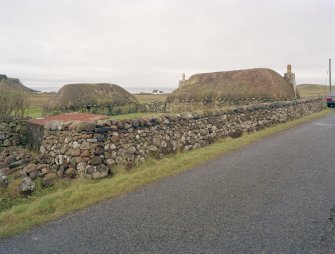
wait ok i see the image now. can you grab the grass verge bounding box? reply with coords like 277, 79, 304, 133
0, 109, 332, 238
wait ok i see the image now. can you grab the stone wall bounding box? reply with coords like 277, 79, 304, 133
0, 121, 26, 148
136, 101, 166, 113
44, 101, 167, 116
166, 97, 302, 112
26, 122, 45, 151
39, 98, 325, 179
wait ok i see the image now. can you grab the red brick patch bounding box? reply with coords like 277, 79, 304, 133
26, 113, 107, 126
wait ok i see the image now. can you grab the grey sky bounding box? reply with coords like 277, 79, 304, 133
0, 0, 334, 92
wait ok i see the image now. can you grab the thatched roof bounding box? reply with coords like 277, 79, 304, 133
168, 68, 295, 101
46, 83, 137, 109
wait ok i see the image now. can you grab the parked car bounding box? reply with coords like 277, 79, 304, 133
325, 92, 335, 107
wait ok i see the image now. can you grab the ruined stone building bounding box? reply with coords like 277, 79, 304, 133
179, 73, 187, 88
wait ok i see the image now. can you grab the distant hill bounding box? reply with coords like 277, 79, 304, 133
0, 74, 38, 92
296, 84, 329, 97
46, 83, 138, 109
297, 84, 327, 90
168, 68, 295, 102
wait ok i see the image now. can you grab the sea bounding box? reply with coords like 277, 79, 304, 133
24, 80, 177, 94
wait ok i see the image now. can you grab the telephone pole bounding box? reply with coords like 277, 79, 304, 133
329, 58, 332, 92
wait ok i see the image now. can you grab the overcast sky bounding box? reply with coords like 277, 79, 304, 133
0, 0, 334, 92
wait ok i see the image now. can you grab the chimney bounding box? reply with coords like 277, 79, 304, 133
287, 64, 292, 74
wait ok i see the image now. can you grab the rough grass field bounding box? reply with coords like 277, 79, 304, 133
0, 108, 331, 238
28, 92, 54, 107
297, 84, 329, 98
28, 92, 168, 106
26, 93, 54, 118
134, 93, 168, 103
25, 93, 168, 119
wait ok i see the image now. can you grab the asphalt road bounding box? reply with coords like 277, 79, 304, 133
2, 112, 335, 253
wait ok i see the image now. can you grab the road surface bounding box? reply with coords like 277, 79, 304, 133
1, 112, 335, 253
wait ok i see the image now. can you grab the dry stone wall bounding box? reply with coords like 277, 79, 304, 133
39, 98, 325, 179
166, 97, 303, 112
136, 101, 166, 113
0, 121, 26, 148
44, 101, 167, 116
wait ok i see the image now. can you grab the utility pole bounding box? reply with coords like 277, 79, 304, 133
329, 58, 332, 92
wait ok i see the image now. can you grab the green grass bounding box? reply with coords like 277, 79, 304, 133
25, 107, 44, 118
0, 109, 332, 238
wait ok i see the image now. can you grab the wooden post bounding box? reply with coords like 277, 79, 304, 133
329, 58, 332, 92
